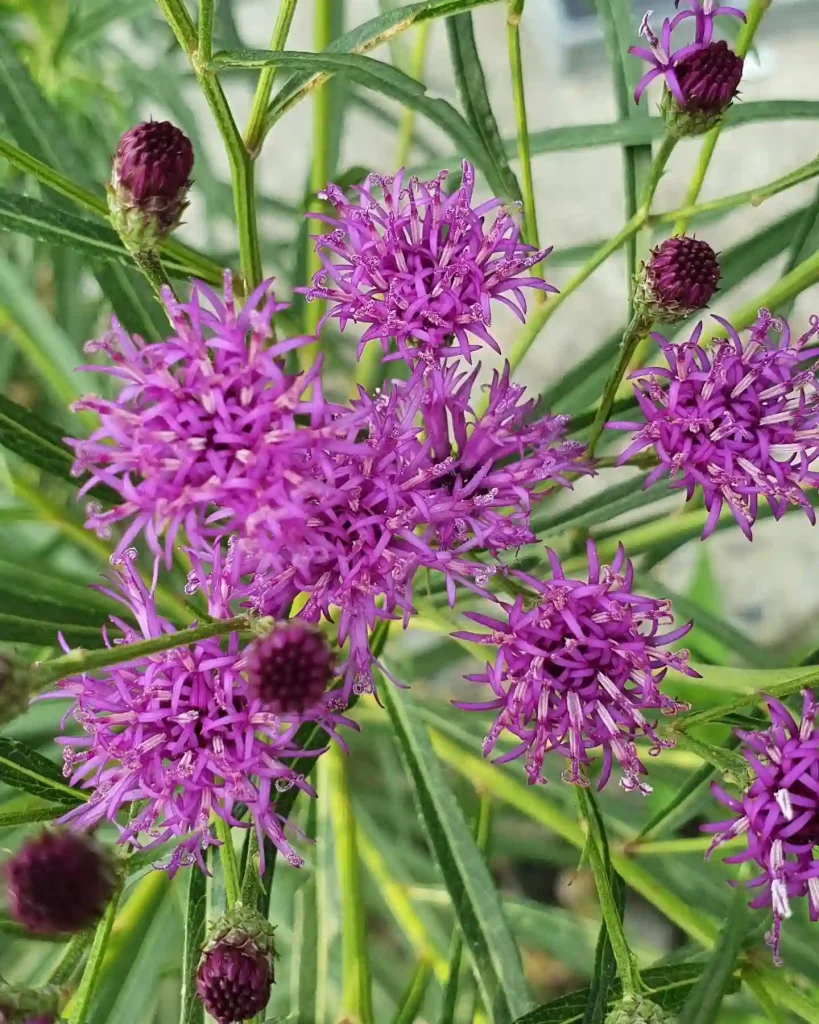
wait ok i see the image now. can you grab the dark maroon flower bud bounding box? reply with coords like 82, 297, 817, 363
0, 653, 34, 727
663, 40, 744, 136
196, 905, 278, 1024
4, 830, 116, 936
108, 120, 193, 252
635, 235, 721, 324
246, 623, 334, 715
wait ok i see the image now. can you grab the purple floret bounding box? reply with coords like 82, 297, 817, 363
452, 541, 694, 792
609, 310, 819, 540
67, 272, 322, 563
703, 691, 819, 965
45, 549, 356, 875
301, 161, 555, 366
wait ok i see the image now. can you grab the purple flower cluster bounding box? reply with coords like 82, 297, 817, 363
453, 542, 693, 792
630, 1, 744, 119
302, 161, 555, 365
46, 550, 356, 873
61, 195, 589, 866
704, 692, 819, 964
69, 274, 323, 562
610, 310, 819, 540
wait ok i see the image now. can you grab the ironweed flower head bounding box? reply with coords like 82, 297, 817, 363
673, 0, 747, 45
703, 691, 819, 964
4, 830, 116, 935
630, 8, 744, 134
452, 541, 693, 792
47, 549, 355, 875
635, 235, 721, 324
609, 310, 819, 541
629, 13, 704, 105
197, 904, 277, 1023
302, 161, 555, 366
245, 622, 335, 715
68, 273, 321, 564
238, 364, 587, 701
109, 120, 193, 248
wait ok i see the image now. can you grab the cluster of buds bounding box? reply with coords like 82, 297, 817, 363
605, 994, 677, 1023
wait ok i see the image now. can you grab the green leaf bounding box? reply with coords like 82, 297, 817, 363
677, 888, 748, 1024
0, 557, 117, 618
0, 736, 85, 806
0, 25, 91, 190
0, 602, 108, 648
327, 743, 374, 1024
0, 390, 119, 504
531, 472, 655, 534
0, 797, 64, 829
264, 0, 504, 124
216, 49, 506, 196
180, 864, 207, 1024
635, 738, 741, 844
380, 676, 533, 1024
519, 101, 819, 157
290, 803, 318, 1024
512, 962, 737, 1024
0, 251, 83, 407
392, 959, 434, 1024
0, 189, 209, 282
445, 13, 521, 201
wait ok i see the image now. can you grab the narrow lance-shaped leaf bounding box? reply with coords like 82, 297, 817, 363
512, 962, 738, 1024
0, 736, 86, 806
446, 12, 521, 201
677, 886, 748, 1024
180, 865, 207, 1024
215, 49, 508, 196
379, 672, 533, 1024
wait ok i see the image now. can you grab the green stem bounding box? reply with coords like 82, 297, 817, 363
586, 312, 645, 458
439, 791, 491, 1024
395, 21, 431, 167
156, 0, 262, 292
328, 742, 374, 1024
48, 930, 95, 986
656, 154, 819, 226
638, 133, 677, 214
506, 0, 541, 277
214, 814, 241, 908
64, 890, 122, 1024
131, 248, 177, 302
677, 669, 819, 731
506, 210, 643, 373
34, 615, 248, 686
301, 0, 333, 371
245, 0, 300, 156
197, 0, 215, 65
671, 0, 771, 236
576, 788, 641, 998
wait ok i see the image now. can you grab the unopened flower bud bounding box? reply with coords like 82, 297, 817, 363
662, 41, 744, 137
4, 830, 116, 936
605, 994, 677, 1024
0, 654, 35, 726
196, 904, 278, 1024
245, 623, 334, 715
0, 978, 66, 1023
634, 236, 720, 324
108, 120, 193, 254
